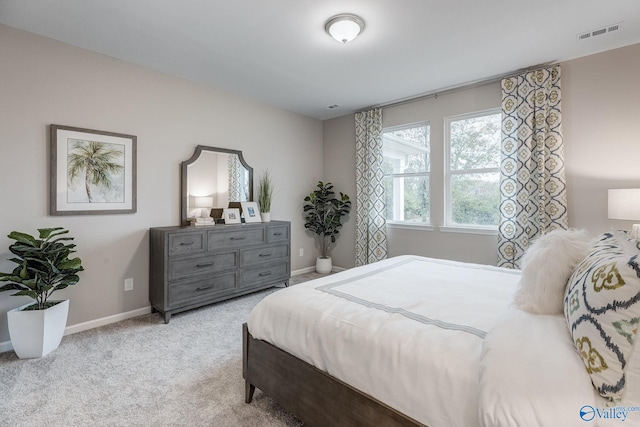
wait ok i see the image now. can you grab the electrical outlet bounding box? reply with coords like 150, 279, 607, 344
124, 278, 134, 291
299, 248, 304, 257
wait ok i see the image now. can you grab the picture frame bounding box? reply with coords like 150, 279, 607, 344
210, 208, 224, 220
241, 201, 261, 223
50, 124, 137, 215
223, 208, 241, 224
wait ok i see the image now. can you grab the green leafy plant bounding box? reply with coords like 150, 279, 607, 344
257, 169, 274, 213
303, 181, 352, 258
0, 227, 84, 310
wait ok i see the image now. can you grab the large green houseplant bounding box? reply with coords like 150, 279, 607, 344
0, 227, 83, 358
303, 181, 351, 273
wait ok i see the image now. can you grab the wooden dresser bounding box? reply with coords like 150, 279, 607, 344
149, 221, 290, 323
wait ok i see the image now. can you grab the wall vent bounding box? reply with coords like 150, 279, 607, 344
577, 22, 622, 41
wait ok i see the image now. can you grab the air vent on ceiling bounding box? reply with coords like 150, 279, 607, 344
577, 22, 622, 41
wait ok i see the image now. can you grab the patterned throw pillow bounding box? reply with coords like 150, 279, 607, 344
564, 231, 640, 401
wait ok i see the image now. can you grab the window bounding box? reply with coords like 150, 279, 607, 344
382, 123, 430, 225
445, 109, 501, 228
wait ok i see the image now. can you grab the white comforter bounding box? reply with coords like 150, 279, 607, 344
248, 255, 519, 426
479, 308, 640, 427
247, 255, 639, 426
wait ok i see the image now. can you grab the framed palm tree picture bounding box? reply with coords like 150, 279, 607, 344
50, 125, 137, 215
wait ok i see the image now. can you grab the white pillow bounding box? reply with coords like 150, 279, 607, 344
564, 231, 640, 402
513, 228, 591, 314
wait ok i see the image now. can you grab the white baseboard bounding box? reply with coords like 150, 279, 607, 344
292, 265, 346, 276
0, 339, 13, 354
291, 266, 316, 275
64, 306, 152, 335
0, 306, 152, 354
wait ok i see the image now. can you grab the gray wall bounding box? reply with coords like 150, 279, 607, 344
323, 43, 640, 269
0, 24, 323, 344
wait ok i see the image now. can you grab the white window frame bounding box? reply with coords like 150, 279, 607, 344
382, 122, 432, 229
443, 108, 501, 234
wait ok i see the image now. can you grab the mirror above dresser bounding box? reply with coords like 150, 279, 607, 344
180, 145, 253, 226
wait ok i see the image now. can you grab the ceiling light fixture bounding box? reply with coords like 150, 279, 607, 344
325, 14, 365, 44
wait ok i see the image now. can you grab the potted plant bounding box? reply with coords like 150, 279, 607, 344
0, 227, 83, 358
257, 169, 274, 222
303, 181, 352, 273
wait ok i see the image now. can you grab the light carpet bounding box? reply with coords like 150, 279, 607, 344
0, 275, 324, 427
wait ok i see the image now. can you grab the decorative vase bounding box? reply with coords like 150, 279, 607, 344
315, 256, 332, 274
260, 212, 271, 222
7, 299, 69, 359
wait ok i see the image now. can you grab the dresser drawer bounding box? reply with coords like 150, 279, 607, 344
168, 272, 237, 308
168, 252, 236, 281
168, 231, 206, 257
267, 225, 289, 242
241, 244, 289, 266
208, 227, 265, 249
241, 262, 289, 288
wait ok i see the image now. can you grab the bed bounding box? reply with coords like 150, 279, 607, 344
243, 231, 640, 427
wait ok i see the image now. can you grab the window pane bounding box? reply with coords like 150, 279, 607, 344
387, 126, 430, 149
384, 175, 429, 223
382, 124, 430, 174
382, 152, 428, 174
450, 113, 500, 170
450, 172, 499, 226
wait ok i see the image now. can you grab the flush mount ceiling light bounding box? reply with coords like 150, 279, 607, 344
325, 13, 365, 44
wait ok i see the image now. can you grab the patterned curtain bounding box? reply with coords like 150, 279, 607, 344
497, 65, 568, 268
228, 155, 242, 201
355, 108, 388, 266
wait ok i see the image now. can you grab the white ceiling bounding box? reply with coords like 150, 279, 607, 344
1, 0, 639, 120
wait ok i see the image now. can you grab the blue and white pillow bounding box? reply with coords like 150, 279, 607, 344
564, 231, 640, 401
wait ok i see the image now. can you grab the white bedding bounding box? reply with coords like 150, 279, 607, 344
247, 255, 520, 426
479, 308, 640, 427
247, 255, 640, 426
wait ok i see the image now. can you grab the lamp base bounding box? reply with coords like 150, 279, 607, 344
631, 224, 640, 239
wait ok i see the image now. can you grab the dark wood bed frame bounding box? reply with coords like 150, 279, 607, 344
243, 323, 426, 427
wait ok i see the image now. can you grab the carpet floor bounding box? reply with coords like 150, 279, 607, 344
0, 274, 325, 426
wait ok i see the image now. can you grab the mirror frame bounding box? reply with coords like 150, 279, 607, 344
180, 145, 253, 226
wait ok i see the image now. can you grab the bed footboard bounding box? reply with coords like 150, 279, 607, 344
242, 323, 426, 427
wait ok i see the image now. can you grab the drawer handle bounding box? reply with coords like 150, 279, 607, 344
230, 236, 246, 241
180, 242, 194, 246
196, 285, 213, 291
273, 232, 283, 236
196, 263, 214, 268
259, 271, 272, 277
259, 253, 272, 257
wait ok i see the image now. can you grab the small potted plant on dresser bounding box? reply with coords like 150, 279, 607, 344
303, 181, 352, 274
257, 169, 274, 222
0, 227, 83, 358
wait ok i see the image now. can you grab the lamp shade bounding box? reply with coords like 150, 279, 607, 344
325, 14, 365, 44
195, 196, 214, 208
608, 189, 640, 220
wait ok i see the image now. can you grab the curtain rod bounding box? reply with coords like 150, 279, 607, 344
362, 61, 557, 112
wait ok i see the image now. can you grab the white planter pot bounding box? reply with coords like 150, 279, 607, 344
260, 212, 271, 222
7, 299, 69, 359
315, 257, 332, 274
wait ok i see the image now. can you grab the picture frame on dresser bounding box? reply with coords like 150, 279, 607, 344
241, 201, 261, 223
50, 124, 137, 215
224, 208, 241, 224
